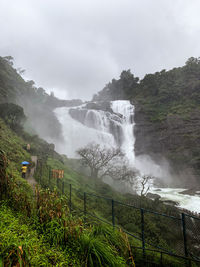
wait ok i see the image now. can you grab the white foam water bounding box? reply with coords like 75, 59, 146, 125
54, 106, 115, 157
150, 188, 200, 213
111, 100, 135, 164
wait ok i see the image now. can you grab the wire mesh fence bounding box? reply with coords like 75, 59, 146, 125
114, 201, 142, 240
86, 193, 113, 225
35, 166, 200, 266
185, 214, 200, 259
144, 210, 184, 256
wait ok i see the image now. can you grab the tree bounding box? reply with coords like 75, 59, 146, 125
0, 150, 8, 200
107, 163, 139, 190
77, 143, 122, 179
3, 56, 14, 66
140, 175, 153, 196
0, 103, 26, 130
16, 67, 25, 75
26, 80, 35, 88
185, 57, 200, 66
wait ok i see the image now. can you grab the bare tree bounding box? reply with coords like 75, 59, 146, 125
108, 163, 139, 189
140, 175, 153, 196
77, 143, 123, 179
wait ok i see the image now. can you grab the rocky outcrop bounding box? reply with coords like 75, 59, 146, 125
146, 192, 161, 200
134, 102, 200, 187
69, 108, 88, 125
179, 187, 200, 196
85, 101, 113, 113
161, 200, 179, 206
68, 102, 125, 146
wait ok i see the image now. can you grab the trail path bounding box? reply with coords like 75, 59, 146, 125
26, 155, 38, 191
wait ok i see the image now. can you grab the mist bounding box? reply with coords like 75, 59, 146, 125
1, 0, 200, 99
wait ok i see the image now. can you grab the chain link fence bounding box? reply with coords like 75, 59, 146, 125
36, 163, 200, 266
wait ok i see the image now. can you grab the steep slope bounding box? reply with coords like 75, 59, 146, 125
0, 56, 82, 141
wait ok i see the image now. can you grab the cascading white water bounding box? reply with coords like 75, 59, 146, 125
110, 100, 135, 164
54, 106, 116, 158
84, 110, 110, 132
54, 100, 135, 161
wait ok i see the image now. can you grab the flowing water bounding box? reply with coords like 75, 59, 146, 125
54, 100, 134, 159
111, 101, 135, 163
54, 106, 115, 157
150, 188, 200, 213
54, 100, 200, 213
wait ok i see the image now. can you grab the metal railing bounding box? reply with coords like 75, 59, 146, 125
36, 164, 200, 266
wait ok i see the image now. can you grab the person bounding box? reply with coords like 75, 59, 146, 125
26, 144, 30, 151
21, 164, 27, 178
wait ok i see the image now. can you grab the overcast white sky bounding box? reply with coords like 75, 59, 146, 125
0, 0, 200, 100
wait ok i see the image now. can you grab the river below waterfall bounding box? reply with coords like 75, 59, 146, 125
150, 188, 200, 213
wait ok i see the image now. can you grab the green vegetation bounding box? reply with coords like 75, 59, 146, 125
0, 103, 26, 131
0, 204, 71, 266
0, 117, 132, 266
1, 109, 198, 265
94, 57, 200, 121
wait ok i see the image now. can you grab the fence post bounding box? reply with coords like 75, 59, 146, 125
141, 208, 145, 259
181, 213, 188, 258
62, 181, 64, 195
38, 162, 41, 184
69, 184, 72, 213
160, 252, 163, 266
48, 166, 51, 186
39, 162, 42, 185
84, 192, 86, 222
112, 199, 115, 228
56, 178, 59, 189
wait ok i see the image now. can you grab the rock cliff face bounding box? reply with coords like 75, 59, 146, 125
134, 103, 200, 187
68, 102, 124, 147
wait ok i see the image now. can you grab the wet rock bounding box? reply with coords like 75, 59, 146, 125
179, 187, 200, 196
85, 101, 113, 113
69, 108, 87, 124
134, 102, 200, 187
161, 200, 179, 206
109, 120, 124, 146
146, 192, 161, 200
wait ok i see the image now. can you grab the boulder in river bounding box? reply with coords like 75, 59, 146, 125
179, 187, 200, 196
161, 199, 179, 206
146, 192, 161, 200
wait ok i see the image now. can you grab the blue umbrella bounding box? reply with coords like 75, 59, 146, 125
21, 161, 30, 165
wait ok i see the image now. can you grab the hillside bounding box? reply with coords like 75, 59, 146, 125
0, 109, 200, 266
0, 56, 82, 142
93, 58, 200, 186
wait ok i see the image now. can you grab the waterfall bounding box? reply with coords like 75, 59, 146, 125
54, 106, 116, 158
84, 110, 110, 132
111, 100, 135, 164
54, 100, 135, 161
